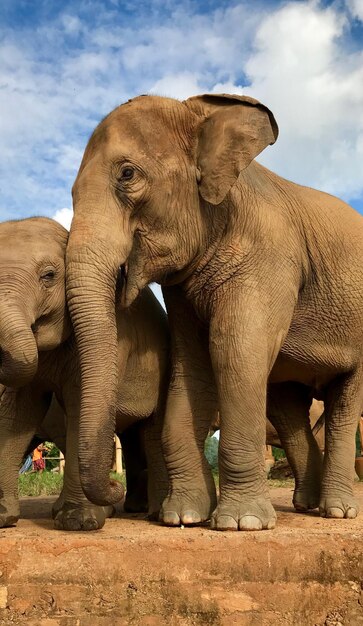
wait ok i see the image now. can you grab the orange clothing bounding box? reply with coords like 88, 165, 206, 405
32, 446, 43, 462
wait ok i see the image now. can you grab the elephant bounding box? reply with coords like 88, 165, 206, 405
0, 217, 169, 530
66, 93, 363, 531
0, 387, 149, 527
211, 399, 325, 452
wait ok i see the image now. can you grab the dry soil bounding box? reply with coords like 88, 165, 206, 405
0, 484, 363, 625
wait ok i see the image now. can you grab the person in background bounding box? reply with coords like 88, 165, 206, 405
32, 444, 48, 473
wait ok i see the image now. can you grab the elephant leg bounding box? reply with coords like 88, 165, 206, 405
209, 299, 282, 532
267, 383, 323, 511
53, 393, 119, 531
143, 408, 169, 520
0, 387, 50, 527
161, 286, 218, 526
319, 370, 362, 519
120, 422, 148, 514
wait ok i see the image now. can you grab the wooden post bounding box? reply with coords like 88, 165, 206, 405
115, 435, 123, 475
59, 451, 65, 475
264, 445, 275, 474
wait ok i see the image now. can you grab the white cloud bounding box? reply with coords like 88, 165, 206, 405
53, 208, 73, 230
240, 2, 363, 200
150, 72, 205, 100
0, 0, 362, 224
347, 0, 363, 20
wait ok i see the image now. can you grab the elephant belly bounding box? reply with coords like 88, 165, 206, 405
269, 280, 362, 390
270, 338, 359, 391
115, 356, 162, 430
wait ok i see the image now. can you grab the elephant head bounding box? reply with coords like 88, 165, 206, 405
67, 93, 278, 505
0, 218, 70, 387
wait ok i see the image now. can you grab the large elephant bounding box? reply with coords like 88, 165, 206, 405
0, 217, 169, 530
67, 94, 363, 531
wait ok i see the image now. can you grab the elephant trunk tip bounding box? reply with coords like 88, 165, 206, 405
81, 476, 125, 507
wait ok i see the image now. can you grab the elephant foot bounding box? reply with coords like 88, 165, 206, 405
162, 486, 217, 527
0, 512, 19, 528
147, 487, 169, 521
291, 451, 322, 513
51, 492, 66, 519
54, 502, 108, 531
0, 499, 20, 528
293, 483, 320, 512
319, 493, 358, 519
210, 495, 277, 531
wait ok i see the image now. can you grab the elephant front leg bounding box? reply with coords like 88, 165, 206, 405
209, 309, 278, 532
53, 395, 121, 531
319, 370, 362, 519
161, 286, 218, 527
161, 372, 218, 526
267, 383, 323, 512
0, 387, 48, 527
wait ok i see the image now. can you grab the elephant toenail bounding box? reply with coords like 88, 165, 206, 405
239, 515, 262, 531
163, 511, 181, 526
181, 510, 201, 525
215, 515, 238, 531
326, 507, 344, 519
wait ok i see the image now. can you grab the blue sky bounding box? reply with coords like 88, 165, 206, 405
1, 0, 363, 229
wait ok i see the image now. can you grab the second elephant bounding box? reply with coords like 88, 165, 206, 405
0, 217, 169, 530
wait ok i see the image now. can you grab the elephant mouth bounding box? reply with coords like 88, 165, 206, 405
117, 263, 134, 307
120, 263, 128, 283
119, 263, 143, 308
117, 263, 128, 293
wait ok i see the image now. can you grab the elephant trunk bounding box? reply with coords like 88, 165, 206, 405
0, 306, 38, 387
66, 227, 126, 507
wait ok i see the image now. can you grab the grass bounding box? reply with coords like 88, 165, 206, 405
18, 470, 126, 497
18, 470, 296, 497
18, 467, 362, 498
18, 472, 64, 497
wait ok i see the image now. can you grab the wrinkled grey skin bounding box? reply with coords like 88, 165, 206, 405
0, 386, 149, 528
0, 218, 169, 530
67, 94, 363, 531
0, 389, 68, 528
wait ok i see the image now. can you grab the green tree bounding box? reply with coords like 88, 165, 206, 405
204, 435, 219, 472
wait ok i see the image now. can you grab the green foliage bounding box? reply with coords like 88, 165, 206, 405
18, 472, 63, 497
205, 435, 219, 472
110, 471, 127, 488
18, 469, 127, 497
272, 446, 286, 460
43, 441, 60, 470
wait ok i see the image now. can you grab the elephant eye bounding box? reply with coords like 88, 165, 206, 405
119, 167, 134, 181
40, 269, 56, 285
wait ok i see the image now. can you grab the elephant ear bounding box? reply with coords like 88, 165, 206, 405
183, 94, 278, 205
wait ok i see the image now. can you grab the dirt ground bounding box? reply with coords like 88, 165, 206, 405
0, 483, 363, 626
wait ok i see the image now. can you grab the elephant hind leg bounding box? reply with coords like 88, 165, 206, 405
319, 369, 362, 519
267, 382, 323, 512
